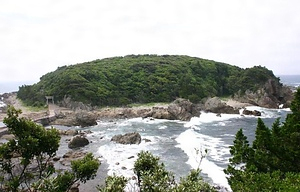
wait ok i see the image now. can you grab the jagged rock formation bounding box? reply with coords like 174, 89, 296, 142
234, 79, 294, 108
167, 98, 201, 121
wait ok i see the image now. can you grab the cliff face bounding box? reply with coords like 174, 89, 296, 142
234, 79, 294, 108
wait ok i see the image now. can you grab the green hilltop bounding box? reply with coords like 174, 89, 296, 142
17, 54, 279, 107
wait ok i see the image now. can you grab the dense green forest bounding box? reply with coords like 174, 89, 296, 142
17, 54, 279, 107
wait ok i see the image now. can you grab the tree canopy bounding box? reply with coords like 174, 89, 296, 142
17, 55, 279, 107
224, 88, 300, 191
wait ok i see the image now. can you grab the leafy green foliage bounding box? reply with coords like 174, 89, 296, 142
97, 174, 128, 192
71, 153, 100, 183
225, 88, 300, 191
174, 169, 216, 192
134, 151, 175, 191
0, 106, 100, 191
0, 106, 60, 191
17, 55, 279, 106
131, 151, 215, 192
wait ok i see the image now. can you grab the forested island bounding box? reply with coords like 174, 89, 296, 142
17, 54, 289, 108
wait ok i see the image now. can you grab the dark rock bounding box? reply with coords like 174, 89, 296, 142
128, 156, 135, 159
142, 138, 151, 143
69, 187, 79, 192
121, 166, 127, 170
243, 109, 261, 116
111, 132, 141, 145
68, 136, 89, 149
167, 98, 201, 121
53, 156, 61, 161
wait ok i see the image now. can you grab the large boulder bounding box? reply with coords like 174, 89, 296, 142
204, 97, 239, 114
167, 98, 201, 121
68, 136, 89, 149
111, 132, 141, 145
75, 111, 97, 127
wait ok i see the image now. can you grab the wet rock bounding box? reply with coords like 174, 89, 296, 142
53, 156, 61, 161
68, 136, 89, 149
142, 138, 151, 143
111, 132, 141, 145
243, 109, 261, 116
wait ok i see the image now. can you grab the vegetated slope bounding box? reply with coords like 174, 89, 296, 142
17, 54, 279, 107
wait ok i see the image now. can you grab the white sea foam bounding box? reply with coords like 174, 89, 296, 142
0, 101, 6, 108
245, 106, 282, 118
128, 117, 180, 124
184, 112, 241, 128
98, 141, 150, 178
176, 129, 231, 189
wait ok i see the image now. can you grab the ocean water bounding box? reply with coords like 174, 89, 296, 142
279, 75, 300, 88
84, 107, 290, 191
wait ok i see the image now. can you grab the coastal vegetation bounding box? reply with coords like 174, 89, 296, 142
17, 54, 279, 107
0, 106, 100, 191
224, 88, 300, 191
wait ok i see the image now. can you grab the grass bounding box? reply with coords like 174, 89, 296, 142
18, 99, 47, 112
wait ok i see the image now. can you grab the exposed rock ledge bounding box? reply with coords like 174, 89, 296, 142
96, 98, 200, 121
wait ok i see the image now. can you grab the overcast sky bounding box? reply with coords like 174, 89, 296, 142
1, 0, 300, 84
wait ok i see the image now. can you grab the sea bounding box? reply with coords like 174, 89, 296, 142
1, 75, 300, 191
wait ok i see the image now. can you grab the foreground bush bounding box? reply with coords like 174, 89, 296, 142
0, 106, 100, 191
99, 151, 216, 192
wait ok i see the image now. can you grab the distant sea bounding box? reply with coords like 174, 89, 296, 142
0, 81, 36, 94
279, 75, 300, 88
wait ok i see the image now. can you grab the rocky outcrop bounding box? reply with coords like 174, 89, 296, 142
167, 98, 201, 121
242, 109, 261, 116
75, 111, 97, 127
96, 99, 200, 121
51, 110, 97, 127
68, 136, 89, 149
60, 96, 94, 111
142, 107, 173, 120
111, 132, 141, 145
234, 79, 294, 108
203, 97, 239, 114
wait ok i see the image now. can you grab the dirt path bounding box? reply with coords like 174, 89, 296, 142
0, 94, 48, 122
